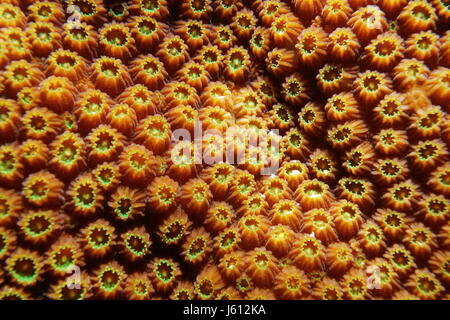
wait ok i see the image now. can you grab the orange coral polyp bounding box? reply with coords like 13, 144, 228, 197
180, 178, 212, 220
130, 54, 167, 91
295, 179, 335, 211
91, 57, 132, 97
397, 0, 438, 36
62, 23, 99, 60
99, 23, 136, 62
245, 247, 279, 287
330, 200, 365, 240
274, 265, 311, 299
119, 143, 156, 187
289, 234, 326, 272
4, 60, 44, 98
296, 26, 328, 69
328, 28, 361, 63
301, 208, 338, 244
148, 176, 179, 215
269, 199, 302, 232
363, 32, 404, 71
25, 21, 62, 57
22, 170, 64, 207
130, 16, 167, 53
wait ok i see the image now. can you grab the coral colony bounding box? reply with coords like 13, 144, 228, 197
0, 0, 449, 300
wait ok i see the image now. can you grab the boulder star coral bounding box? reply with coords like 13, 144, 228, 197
0, 0, 448, 301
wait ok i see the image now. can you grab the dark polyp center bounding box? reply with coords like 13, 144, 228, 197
382, 101, 400, 116
419, 112, 439, 128
238, 15, 252, 29
386, 213, 401, 227
117, 198, 132, 216
54, 248, 74, 267
302, 35, 317, 53
187, 23, 203, 38
95, 132, 114, 151
156, 261, 173, 281
412, 5, 431, 20
276, 106, 291, 121
417, 35, 432, 49
110, 3, 125, 16
90, 227, 110, 246
13, 258, 36, 278
203, 49, 218, 63
266, 2, 279, 15
344, 180, 365, 195
230, 51, 245, 69
77, 185, 95, 205
381, 131, 395, 145
254, 253, 269, 269
418, 277, 436, 293
303, 240, 318, 255
73, 0, 96, 15
157, 185, 174, 202
126, 235, 146, 253
190, 0, 206, 12
30, 115, 46, 131
219, 29, 231, 42
189, 238, 205, 256
221, 0, 233, 8
143, 0, 159, 12
348, 151, 362, 168
27, 215, 50, 234
324, 288, 339, 299
12, 67, 29, 81
428, 199, 446, 214
0, 233, 5, 251
393, 186, 411, 201
35, 26, 52, 41
304, 182, 323, 195
29, 180, 47, 198
138, 19, 156, 35
336, 33, 348, 46
130, 152, 146, 169
381, 161, 400, 176
101, 61, 119, 77
393, 251, 408, 266
363, 75, 380, 91
333, 127, 351, 141
287, 276, 300, 290
215, 207, 230, 221
302, 109, 315, 123
198, 280, 213, 297
413, 230, 428, 243
323, 66, 342, 82
101, 270, 120, 289
287, 81, 300, 96
418, 144, 437, 159
38, 5, 52, 17
315, 157, 331, 172
61, 286, 84, 300
166, 221, 183, 240
70, 27, 88, 40
375, 40, 396, 56
220, 231, 236, 247
56, 54, 76, 68
105, 28, 127, 46
341, 205, 357, 219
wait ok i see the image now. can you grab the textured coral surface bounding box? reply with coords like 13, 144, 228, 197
0, 0, 449, 300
